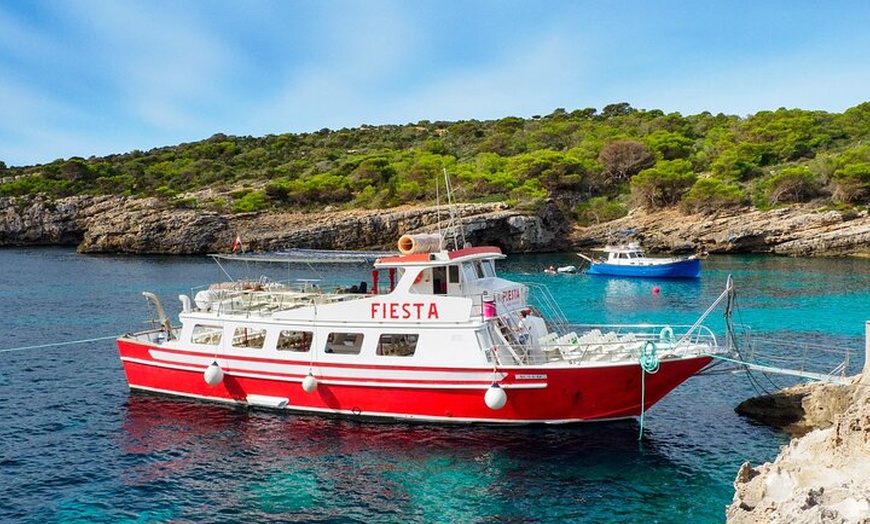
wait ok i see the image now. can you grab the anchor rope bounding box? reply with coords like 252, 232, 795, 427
0, 335, 119, 354
637, 341, 660, 441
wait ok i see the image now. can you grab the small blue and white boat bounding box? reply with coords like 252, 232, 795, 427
579, 242, 704, 278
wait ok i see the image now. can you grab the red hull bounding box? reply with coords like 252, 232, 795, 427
118, 339, 711, 424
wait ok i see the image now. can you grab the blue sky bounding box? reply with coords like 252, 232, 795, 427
1, 1, 868, 167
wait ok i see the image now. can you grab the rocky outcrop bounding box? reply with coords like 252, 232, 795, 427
1, 194, 868, 256
571, 205, 870, 257
735, 382, 860, 438
727, 329, 870, 524
0, 195, 557, 254
727, 378, 870, 523
0, 194, 111, 245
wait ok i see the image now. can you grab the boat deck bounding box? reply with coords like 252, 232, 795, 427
193, 281, 372, 317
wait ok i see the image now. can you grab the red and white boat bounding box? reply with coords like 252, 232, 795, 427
117, 233, 732, 424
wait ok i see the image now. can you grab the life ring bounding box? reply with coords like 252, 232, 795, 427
659, 325, 674, 344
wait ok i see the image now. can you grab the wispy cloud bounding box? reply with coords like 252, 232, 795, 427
0, 1, 868, 166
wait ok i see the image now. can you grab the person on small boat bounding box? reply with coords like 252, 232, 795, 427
544, 265, 557, 274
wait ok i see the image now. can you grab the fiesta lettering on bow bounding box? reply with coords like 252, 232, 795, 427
501, 288, 522, 302
370, 302, 440, 320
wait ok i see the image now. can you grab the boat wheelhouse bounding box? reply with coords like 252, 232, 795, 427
117, 233, 730, 424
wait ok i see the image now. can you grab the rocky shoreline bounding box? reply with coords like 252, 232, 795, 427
725, 328, 870, 524
1, 194, 869, 257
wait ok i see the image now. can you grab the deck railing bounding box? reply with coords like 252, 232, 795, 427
730, 324, 859, 383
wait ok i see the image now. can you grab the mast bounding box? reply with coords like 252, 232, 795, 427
442, 168, 467, 250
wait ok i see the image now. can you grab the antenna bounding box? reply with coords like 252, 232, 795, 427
435, 175, 443, 244
442, 168, 466, 249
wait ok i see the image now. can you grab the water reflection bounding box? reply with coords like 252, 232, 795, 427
118, 394, 721, 523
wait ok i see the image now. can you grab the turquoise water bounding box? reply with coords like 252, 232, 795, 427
0, 248, 867, 523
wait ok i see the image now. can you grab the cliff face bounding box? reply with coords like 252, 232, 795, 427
726, 378, 870, 524
0, 194, 868, 256
0, 195, 559, 254
571, 205, 870, 257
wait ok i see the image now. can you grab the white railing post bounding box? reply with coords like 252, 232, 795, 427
863, 321, 870, 384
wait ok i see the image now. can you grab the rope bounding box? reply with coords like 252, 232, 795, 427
0, 335, 118, 354
638, 341, 660, 441
639, 341, 660, 374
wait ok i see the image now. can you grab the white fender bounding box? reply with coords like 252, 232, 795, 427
204, 361, 224, 386
484, 383, 507, 410
302, 373, 318, 393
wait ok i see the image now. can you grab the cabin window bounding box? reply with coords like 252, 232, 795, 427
376, 334, 419, 357
432, 266, 447, 294
325, 332, 364, 355
448, 265, 460, 283
473, 261, 485, 278
461, 263, 478, 283
481, 260, 496, 278
232, 326, 267, 349
191, 324, 222, 346
277, 330, 313, 352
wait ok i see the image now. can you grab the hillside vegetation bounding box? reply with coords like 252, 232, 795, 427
1, 102, 868, 224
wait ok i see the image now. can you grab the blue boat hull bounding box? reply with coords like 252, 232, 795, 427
586, 258, 701, 278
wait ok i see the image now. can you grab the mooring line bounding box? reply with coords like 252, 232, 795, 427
0, 335, 118, 354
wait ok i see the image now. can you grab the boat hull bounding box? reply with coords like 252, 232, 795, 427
586, 258, 701, 278
117, 338, 712, 424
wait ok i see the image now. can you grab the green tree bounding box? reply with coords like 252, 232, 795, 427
830, 146, 870, 204
764, 166, 822, 205
574, 196, 628, 225
349, 156, 396, 191
643, 130, 694, 160
630, 159, 697, 208
597, 140, 655, 184
232, 190, 269, 212
682, 177, 745, 213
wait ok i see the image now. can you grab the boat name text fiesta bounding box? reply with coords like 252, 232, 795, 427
371, 302, 439, 320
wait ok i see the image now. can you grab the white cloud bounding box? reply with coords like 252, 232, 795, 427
55, 1, 241, 131
1, 1, 868, 166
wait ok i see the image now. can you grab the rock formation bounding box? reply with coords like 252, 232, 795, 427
0, 195, 868, 256
571, 205, 870, 258
726, 324, 870, 524
0, 195, 557, 254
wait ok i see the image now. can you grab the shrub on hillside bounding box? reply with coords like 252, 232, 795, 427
630, 159, 696, 208
681, 177, 745, 213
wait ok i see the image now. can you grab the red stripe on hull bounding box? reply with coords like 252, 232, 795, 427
118, 339, 711, 423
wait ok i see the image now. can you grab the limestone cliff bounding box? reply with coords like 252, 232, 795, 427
0, 194, 868, 256
0, 195, 560, 254
571, 205, 870, 257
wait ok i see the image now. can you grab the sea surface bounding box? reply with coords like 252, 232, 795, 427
0, 247, 868, 523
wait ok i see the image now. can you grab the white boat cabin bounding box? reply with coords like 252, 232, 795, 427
159, 242, 550, 369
